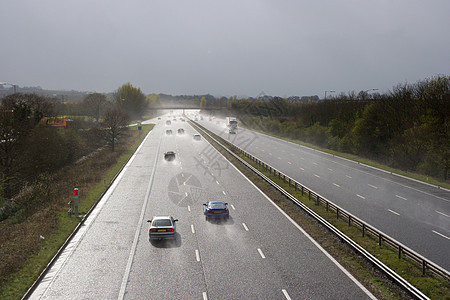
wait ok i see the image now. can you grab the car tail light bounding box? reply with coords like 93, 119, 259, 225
225, 210, 229, 213
149, 229, 157, 232
167, 228, 174, 232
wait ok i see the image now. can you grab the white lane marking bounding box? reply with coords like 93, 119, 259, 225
288, 162, 292, 165
356, 194, 366, 199
328, 168, 333, 171
436, 210, 450, 218
395, 195, 407, 201
333, 183, 340, 187
185, 192, 188, 197
278, 157, 281, 160
300, 167, 304, 171
223, 150, 377, 300
187, 205, 191, 212
180, 166, 183, 170
261, 149, 265, 152
346, 175, 352, 179
432, 230, 450, 240
388, 209, 400, 216
222, 191, 226, 195
269, 153, 272, 155
368, 184, 378, 189
183, 181, 186, 185
312, 162, 318, 165
242, 223, 249, 231
300, 157, 304, 160
181, 173, 184, 177
314, 174, 320, 178
230, 204, 235, 210
195, 249, 200, 261
202, 292, 208, 300
282, 289, 292, 300
257, 248, 266, 259
216, 180, 220, 185
191, 224, 195, 234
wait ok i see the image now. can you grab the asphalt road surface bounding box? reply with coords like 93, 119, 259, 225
194, 112, 450, 271
29, 114, 375, 299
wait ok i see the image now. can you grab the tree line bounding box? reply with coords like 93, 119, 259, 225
220, 76, 449, 180
0, 83, 153, 219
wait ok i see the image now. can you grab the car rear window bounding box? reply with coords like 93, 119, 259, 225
209, 203, 226, 209
153, 219, 172, 226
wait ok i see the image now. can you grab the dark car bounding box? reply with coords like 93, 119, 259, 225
193, 134, 201, 140
164, 151, 176, 161
166, 120, 171, 125
178, 128, 184, 134
203, 201, 229, 220
166, 129, 172, 135
147, 216, 178, 240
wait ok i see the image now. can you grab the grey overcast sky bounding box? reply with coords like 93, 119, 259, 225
1, 0, 449, 98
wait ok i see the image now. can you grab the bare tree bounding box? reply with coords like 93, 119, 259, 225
102, 107, 129, 152
82, 93, 107, 122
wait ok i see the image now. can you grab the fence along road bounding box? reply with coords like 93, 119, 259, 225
194, 115, 450, 272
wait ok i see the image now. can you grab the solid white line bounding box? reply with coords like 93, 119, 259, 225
202, 292, 208, 300
187, 205, 191, 212
300, 167, 304, 171
282, 289, 292, 300
395, 195, 407, 201
346, 175, 352, 178
257, 248, 266, 259
314, 174, 320, 178
436, 210, 450, 218
195, 249, 200, 261
388, 209, 400, 216
432, 230, 450, 240
368, 184, 378, 189
191, 224, 195, 234
222, 191, 226, 195
242, 223, 249, 231
230, 204, 235, 210
333, 183, 340, 187
216, 180, 220, 185
356, 194, 366, 199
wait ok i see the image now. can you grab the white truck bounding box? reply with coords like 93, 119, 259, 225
226, 117, 238, 134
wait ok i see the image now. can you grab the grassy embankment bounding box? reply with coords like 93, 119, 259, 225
0, 124, 153, 300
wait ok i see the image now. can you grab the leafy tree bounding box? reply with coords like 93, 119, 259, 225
200, 96, 206, 108
102, 107, 129, 152
147, 93, 161, 107
114, 83, 147, 119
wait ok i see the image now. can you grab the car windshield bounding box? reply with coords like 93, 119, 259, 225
209, 203, 226, 209
153, 219, 172, 227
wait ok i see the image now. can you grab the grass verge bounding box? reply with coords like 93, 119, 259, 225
195, 122, 449, 300
0, 124, 153, 300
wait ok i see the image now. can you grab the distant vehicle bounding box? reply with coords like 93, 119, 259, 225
203, 201, 229, 220
41, 117, 73, 129
166, 129, 172, 135
228, 128, 236, 134
226, 117, 238, 130
158, 117, 161, 120
177, 128, 184, 134
166, 120, 171, 125
164, 151, 176, 161
147, 216, 178, 240
193, 134, 201, 140
200, 116, 203, 120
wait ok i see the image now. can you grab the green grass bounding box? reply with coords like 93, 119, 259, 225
0, 124, 153, 300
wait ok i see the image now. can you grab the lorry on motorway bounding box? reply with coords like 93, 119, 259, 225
226, 117, 238, 134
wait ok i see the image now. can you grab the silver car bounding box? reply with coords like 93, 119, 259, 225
147, 216, 178, 240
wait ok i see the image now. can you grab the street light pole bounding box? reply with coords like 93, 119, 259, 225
324, 90, 335, 100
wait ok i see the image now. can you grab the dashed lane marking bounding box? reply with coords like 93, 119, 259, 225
388, 209, 400, 216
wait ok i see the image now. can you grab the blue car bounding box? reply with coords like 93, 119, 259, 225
203, 201, 229, 220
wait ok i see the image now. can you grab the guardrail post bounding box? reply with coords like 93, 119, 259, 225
308, 191, 311, 200
398, 246, 402, 259
316, 195, 319, 205
379, 234, 382, 246
362, 224, 365, 237
288, 178, 291, 186
422, 261, 427, 275
301, 186, 304, 195
294, 182, 297, 191
326, 202, 329, 212
336, 207, 339, 219
348, 215, 351, 226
